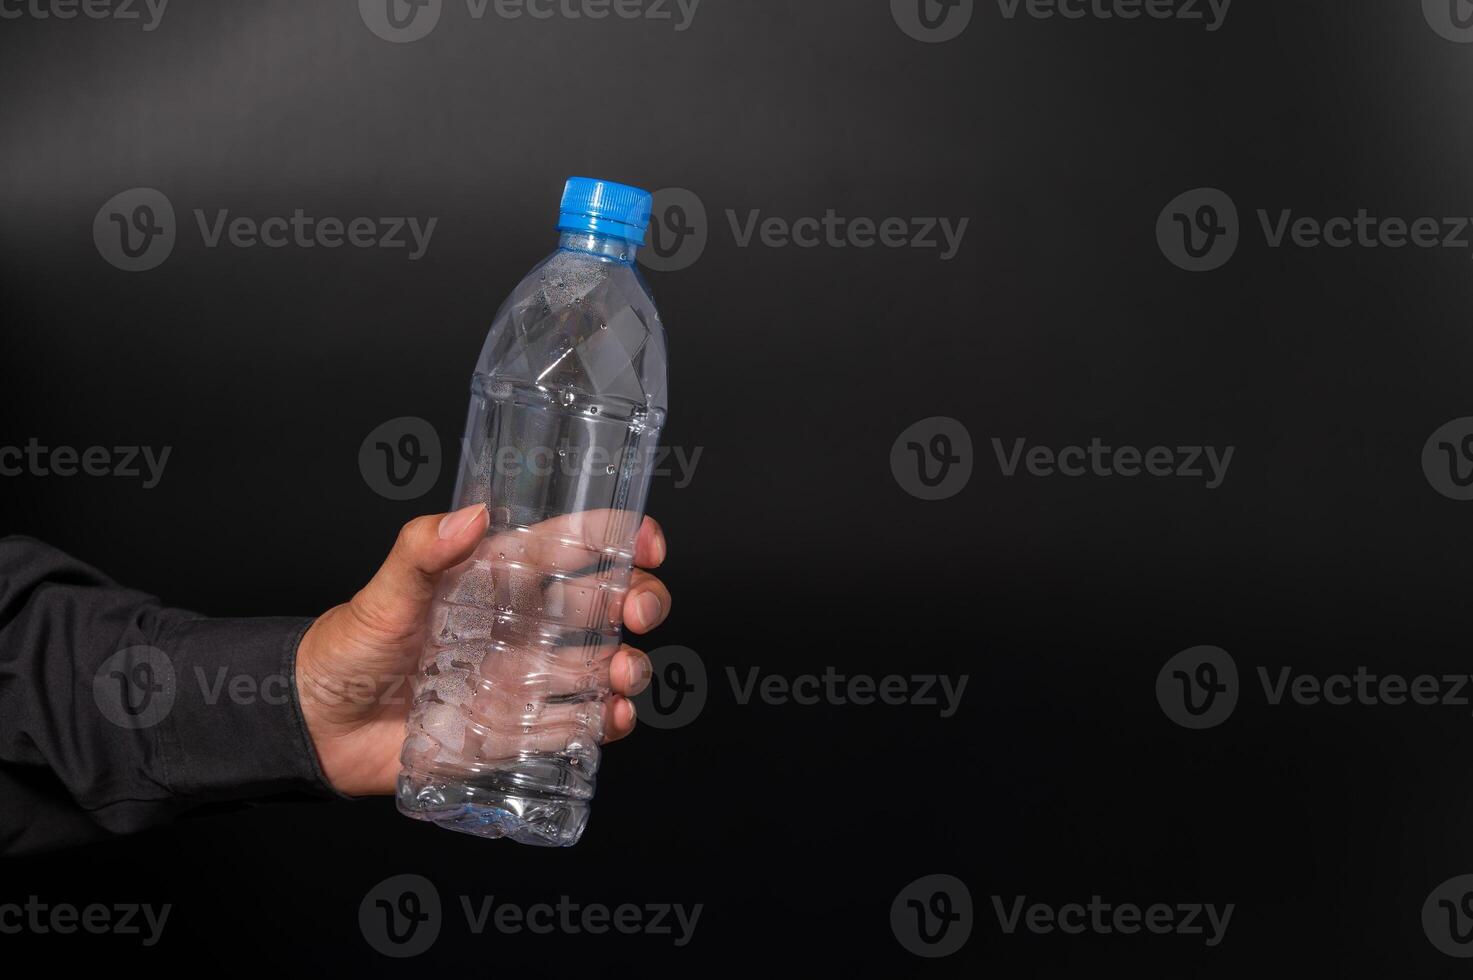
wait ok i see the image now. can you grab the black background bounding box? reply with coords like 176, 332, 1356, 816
5, 0, 1473, 974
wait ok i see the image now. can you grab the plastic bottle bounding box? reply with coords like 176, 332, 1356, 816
396, 177, 667, 845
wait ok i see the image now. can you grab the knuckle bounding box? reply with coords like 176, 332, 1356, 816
347, 589, 419, 644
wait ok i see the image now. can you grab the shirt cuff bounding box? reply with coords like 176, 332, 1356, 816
152, 616, 339, 802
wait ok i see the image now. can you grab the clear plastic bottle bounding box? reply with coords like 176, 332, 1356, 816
396, 178, 667, 845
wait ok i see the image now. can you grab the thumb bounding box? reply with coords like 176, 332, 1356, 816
348, 503, 489, 642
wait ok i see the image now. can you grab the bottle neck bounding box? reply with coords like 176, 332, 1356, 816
557, 231, 640, 264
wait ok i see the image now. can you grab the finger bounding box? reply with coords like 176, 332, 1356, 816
633, 516, 666, 569
610, 644, 652, 696
438, 638, 643, 700
412, 693, 604, 762
478, 509, 657, 575
537, 569, 669, 633
437, 634, 618, 692
602, 695, 637, 743
351, 504, 488, 642
623, 569, 670, 634
538, 573, 625, 631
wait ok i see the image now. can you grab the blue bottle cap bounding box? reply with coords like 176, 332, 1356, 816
556, 177, 653, 245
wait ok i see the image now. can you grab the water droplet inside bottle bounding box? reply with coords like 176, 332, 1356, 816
605, 465, 617, 475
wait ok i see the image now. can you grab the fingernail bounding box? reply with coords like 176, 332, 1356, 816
626, 653, 652, 694
654, 530, 667, 565
620, 697, 637, 728
635, 591, 662, 628
437, 503, 485, 540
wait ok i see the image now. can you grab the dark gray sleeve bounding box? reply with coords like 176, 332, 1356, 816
0, 535, 335, 855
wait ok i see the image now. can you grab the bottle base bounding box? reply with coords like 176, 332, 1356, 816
396, 771, 590, 847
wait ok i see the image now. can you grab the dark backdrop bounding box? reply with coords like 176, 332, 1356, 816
5, 0, 1473, 974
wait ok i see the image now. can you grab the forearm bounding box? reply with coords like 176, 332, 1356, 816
0, 535, 333, 855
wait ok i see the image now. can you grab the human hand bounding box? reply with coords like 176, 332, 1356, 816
295, 504, 671, 796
